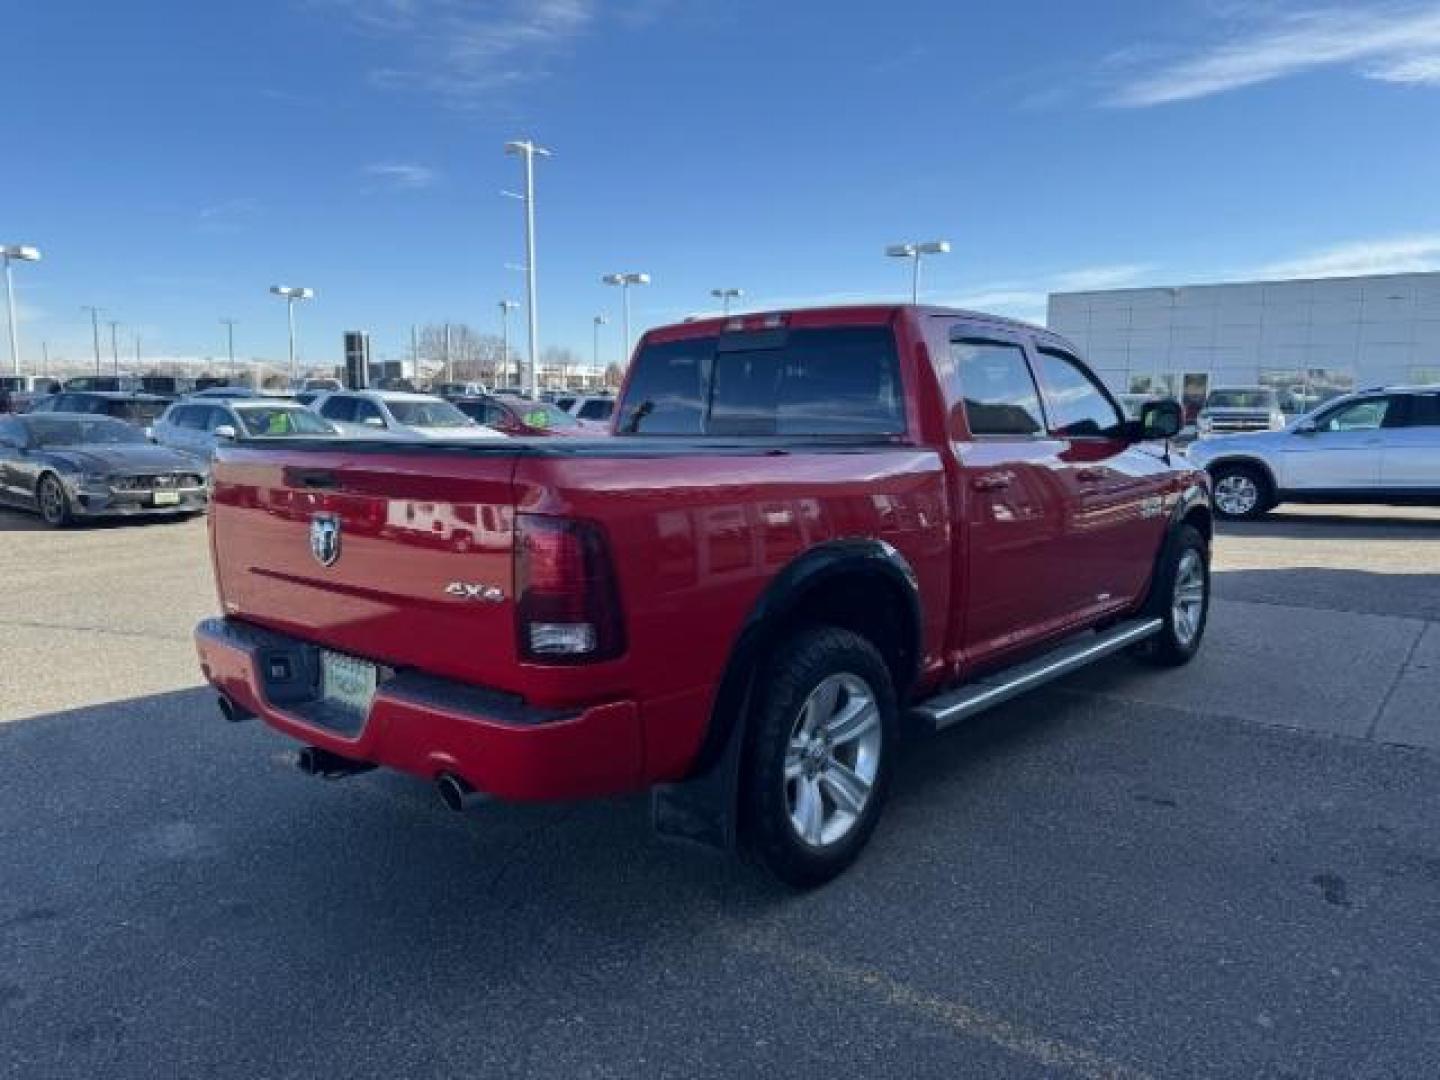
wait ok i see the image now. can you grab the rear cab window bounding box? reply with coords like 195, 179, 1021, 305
618, 325, 904, 436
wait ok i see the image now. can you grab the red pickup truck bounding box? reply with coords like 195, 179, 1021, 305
196, 305, 1210, 886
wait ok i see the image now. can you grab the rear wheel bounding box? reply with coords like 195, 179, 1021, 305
741, 627, 897, 888
1210, 463, 1272, 520
37, 474, 72, 528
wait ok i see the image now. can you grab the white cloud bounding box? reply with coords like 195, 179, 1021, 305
362, 162, 439, 189
1255, 233, 1440, 278
1109, 3, 1440, 107
321, 0, 597, 106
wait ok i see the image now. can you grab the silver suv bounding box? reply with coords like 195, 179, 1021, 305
1186, 385, 1440, 518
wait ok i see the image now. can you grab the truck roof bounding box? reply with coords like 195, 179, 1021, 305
641, 303, 1071, 349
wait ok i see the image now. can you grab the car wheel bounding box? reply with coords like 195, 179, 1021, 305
1210, 463, 1272, 520
1134, 524, 1210, 667
741, 626, 897, 888
36, 474, 73, 529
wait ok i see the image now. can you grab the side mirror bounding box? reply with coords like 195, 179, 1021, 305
214, 424, 237, 440
1293, 419, 1318, 435
1137, 399, 1182, 441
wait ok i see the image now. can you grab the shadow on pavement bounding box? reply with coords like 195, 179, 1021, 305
1221, 506, 1440, 540
1212, 564, 1440, 620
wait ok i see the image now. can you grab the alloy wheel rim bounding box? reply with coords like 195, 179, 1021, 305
1214, 475, 1258, 516
1172, 549, 1207, 647
783, 672, 882, 848
40, 480, 63, 522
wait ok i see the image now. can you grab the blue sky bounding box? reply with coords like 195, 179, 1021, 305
6, 0, 1440, 371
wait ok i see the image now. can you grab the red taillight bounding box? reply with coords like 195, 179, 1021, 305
515, 514, 625, 663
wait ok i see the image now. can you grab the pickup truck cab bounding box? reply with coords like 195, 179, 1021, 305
196, 305, 1208, 886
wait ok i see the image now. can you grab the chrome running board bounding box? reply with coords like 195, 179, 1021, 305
911, 617, 1163, 732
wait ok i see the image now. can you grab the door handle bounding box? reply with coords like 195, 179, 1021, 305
971, 471, 1014, 492
1075, 467, 1108, 483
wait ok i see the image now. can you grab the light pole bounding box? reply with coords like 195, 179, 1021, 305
503, 138, 551, 399
498, 300, 519, 387
107, 320, 121, 375
885, 240, 951, 303
592, 315, 608, 382
710, 287, 743, 315
220, 319, 238, 383
2, 245, 41, 376
602, 272, 650, 366
80, 306, 103, 375
443, 322, 452, 384
269, 285, 314, 385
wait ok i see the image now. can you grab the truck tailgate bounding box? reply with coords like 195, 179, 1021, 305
210, 445, 521, 689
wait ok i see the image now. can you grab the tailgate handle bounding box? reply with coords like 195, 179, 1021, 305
290, 469, 339, 490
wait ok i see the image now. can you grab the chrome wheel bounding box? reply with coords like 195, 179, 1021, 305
783, 673, 882, 848
1172, 548, 1206, 647
38, 477, 67, 525
1214, 473, 1259, 517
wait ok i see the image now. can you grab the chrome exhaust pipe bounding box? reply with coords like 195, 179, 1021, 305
217, 694, 252, 723
436, 773, 484, 813
296, 746, 375, 780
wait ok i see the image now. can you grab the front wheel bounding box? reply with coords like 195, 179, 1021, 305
1210, 463, 1272, 520
1134, 524, 1210, 667
741, 626, 898, 888
37, 474, 73, 529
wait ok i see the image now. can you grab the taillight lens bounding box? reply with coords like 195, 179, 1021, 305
515, 514, 625, 663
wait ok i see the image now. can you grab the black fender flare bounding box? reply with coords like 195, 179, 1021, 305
1140, 481, 1212, 616
650, 539, 922, 851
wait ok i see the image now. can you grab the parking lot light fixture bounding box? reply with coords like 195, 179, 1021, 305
269, 286, 314, 386
710, 288, 743, 316
498, 300, 520, 387
221, 319, 239, 382
504, 139, 551, 399
80, 305, 103, 375
602, 272, 650, 366
107, 320, 121, 376
2, 244, 41, 376
885, 240, 950, 303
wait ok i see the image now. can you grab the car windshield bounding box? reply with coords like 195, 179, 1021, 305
27, 417, 147, 447
385, 399, 474, 428
111, 399, 171, 423
235, 406, 337, 437
513, 400, 579, 429
1207, 390, 1276, 409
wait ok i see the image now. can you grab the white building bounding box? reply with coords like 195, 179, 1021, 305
1047, 271, 1440, 414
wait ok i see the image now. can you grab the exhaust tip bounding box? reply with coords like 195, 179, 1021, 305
437, 773, 477, 813
296, 746, 325, 776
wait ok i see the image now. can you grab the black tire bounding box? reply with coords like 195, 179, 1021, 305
36, 473, 72, 529
740, 626, 898, 888
1134, 524, 1210, 668
1209, 462, 1273, 520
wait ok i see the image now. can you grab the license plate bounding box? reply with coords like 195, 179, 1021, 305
320, 650, 379, 716
152, 491, 181, 506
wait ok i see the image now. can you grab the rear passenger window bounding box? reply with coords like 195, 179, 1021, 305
319, 396, 356, 422
952, 340, 1045, 437
577, 399, 614, 422
1034, 349, 1125, 438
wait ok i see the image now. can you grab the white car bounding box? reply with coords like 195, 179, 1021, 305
309, 390, 506, 441
1195, 386, 1287, 436
555, 394, 616, 424
1186, 385, 1440, 519
153, 398, 339, 456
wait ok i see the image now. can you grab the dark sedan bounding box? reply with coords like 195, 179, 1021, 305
0, 413, 208, 527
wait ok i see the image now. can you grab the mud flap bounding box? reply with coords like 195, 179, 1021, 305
650, 703, 746, 852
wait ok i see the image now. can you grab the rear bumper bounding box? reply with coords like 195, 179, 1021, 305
194, 617, 644, 801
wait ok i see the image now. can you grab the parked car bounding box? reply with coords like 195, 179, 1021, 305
432, 381, 489, 398
301, 378, 342, 392
0, 413, 207, 527
1186, 384, 1440, 519
63, 375, 140, 392
1195, 386, 1286, 436
26, 391, 174, 430
560, 394, 616, 423
309, 390, 506, 441
138, 375, 194, 396
154, 399, 339, 456
197, 304, 1206, 887
449, 394, 600, 437
0, 375, 61, 414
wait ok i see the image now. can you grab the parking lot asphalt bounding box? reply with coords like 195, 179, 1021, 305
2, 503, 1438, 1078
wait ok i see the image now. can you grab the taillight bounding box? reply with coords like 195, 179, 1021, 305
515, 514, 625, 663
